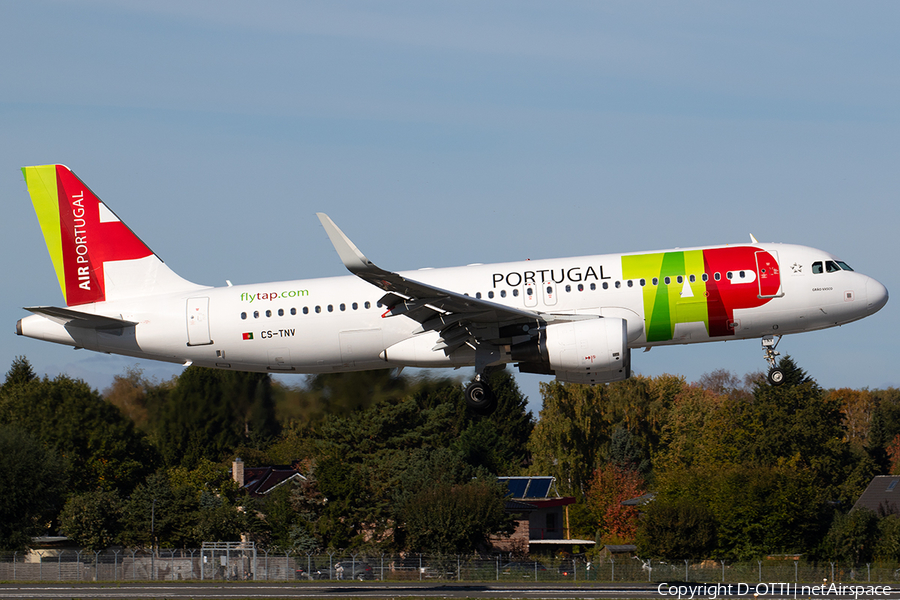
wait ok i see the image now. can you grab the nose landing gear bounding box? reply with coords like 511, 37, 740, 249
762, 335, 785, 386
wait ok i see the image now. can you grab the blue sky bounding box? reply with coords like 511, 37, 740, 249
1, 1, 897, 414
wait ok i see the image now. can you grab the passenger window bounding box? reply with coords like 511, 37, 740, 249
590, 283, 596, 291
640, 279, 645, 287
664, 276, 671, 285
315, 306, 321, 313
513, 289, 520, 297
615, 281, 621, 289
352, 302, 358, 310
340, 303, 346, 311
677, 276, 683, 284
602, 282, 609, 290
702, 274, 708, 282
278, 308, 284, 316
266, 310, 272, 317
327, 305, 333, 312
241, 312, 247, 320
526, 287, 533, 296
488, 291, 494, 298
576, 285, 583, 292
726, 272, 733, 280
291, 308, 297, 315
690, 274, 696, 283
652, 277, 659, 286
714, 273, 721, 281
565, 285, 571, 292
303, 307, 309, 314
365, 301, 371, 309
627, 280, 633, 287
254, 311, 259, 318
501, 290, 507, 297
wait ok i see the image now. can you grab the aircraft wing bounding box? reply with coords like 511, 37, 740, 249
25, 306, 138, 330
317, 213, 590, 353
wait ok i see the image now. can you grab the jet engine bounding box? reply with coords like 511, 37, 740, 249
512, 317, 631, 384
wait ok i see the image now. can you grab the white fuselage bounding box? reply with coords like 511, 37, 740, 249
17, 242, 888, 375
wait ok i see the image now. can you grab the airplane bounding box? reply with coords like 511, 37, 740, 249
17, 164, 889, 414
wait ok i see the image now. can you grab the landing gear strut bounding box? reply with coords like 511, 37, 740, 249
762, 335, 785, 386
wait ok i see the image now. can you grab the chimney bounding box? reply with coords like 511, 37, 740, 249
232, 457, 244, 487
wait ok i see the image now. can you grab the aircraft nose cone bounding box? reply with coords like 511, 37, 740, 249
867, 278, 889, 314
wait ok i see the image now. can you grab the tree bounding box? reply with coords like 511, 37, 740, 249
823, 508, 879, 564
0, 425, 66, 550
636, 498, 717, 559
586, 462, 646, 543
152, 368, 279, 467
528, 381, 609, 496
3, 356, 36, 387
0, 370, 155, 494
59, 490, 123, 551
400, 477, 512, 554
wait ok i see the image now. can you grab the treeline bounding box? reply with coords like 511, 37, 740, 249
1, 355, 900, 562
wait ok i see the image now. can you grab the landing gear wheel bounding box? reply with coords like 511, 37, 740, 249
465, 381, 496, 415
767, 367, 785, 386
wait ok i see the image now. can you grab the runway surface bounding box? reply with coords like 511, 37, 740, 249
0, 582, 658, 599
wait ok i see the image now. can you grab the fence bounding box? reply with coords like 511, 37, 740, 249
0, 550, 898, 584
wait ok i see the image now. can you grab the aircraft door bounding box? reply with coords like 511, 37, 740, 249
186, 297, 212, 346
756, 251, 783, 298
524, 284, 538, 308
541, 280, 558, 306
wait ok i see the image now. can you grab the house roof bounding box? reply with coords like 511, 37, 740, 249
621, 492, 657, 506
243, 466, 307, 497
852, 475, 900, 515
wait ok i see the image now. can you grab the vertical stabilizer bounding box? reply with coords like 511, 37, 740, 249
22, 165, 205, 306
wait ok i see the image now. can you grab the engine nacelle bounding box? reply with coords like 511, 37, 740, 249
512, 318, 630, 385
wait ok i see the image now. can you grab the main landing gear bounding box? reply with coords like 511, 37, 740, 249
465, 374, 496, 415
762, 335, 785, 386
466, 362, 505, 416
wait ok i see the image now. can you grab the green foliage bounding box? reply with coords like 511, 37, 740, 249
0, 425, 66, 550
120, 467, 246, 548
0, 364, 155, 494
823, 508, 879, 563
529, 374, 683, 496
59, 490, 123, 551
400, 477, 513, 554
3, 355, 36, 387
636, 498, 717, 559
152, 368, 279, 467
646, 358, 852, 560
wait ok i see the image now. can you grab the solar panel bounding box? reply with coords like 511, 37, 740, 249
504, 479, 529, 498
526, 477, 553, 498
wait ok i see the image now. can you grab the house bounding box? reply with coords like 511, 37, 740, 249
231, 458, 308, 497
852, 475, 900, 516
491, 476, 595, 554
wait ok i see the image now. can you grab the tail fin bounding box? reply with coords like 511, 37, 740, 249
22, 165, 204, 306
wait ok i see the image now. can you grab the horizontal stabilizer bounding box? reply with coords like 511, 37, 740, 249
25, 306, 137, 330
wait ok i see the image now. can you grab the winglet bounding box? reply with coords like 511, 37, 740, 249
750, 233, 759, 244
316, 213, 377, 274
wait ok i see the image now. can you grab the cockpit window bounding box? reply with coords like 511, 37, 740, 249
826, 260, 841, 273
836, 261, 854, 272
812, 261, 823, 274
